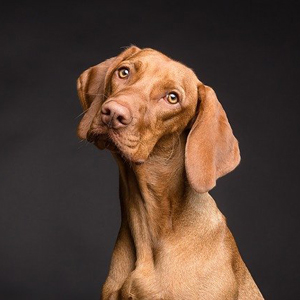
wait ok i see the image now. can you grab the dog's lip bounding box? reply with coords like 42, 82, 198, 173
87, 129, 125, 150
87, 131, 106, 146
108, 131, 139, 156
88, 131, 118, 151
88, 129, 144, 164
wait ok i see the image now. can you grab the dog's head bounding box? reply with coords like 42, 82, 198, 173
77, 46, 240, 193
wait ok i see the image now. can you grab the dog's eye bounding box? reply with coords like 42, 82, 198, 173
118, 67, 130, 79
166, 92, 179, 104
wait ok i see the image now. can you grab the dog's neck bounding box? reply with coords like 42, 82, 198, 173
113, 133, 192, 266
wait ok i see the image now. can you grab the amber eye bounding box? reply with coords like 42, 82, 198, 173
118, 67, 130, 78
166, 92, 179, 104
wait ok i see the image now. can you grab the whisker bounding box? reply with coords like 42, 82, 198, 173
83, 92, 109, 98
77, 140, 89, 149
75, 109, 89, 119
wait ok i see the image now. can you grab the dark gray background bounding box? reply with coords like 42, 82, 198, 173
1, 0, 299, 299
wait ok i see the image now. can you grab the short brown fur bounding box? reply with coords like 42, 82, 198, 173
77, 46, 264, 299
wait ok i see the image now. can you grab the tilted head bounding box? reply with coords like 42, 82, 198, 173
77, 46, 240, 193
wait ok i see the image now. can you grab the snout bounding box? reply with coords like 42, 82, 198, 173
101, 101, 132, 129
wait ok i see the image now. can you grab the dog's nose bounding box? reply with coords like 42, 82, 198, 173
101, 101, 132, 129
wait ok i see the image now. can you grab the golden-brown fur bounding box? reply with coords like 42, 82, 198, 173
77, 46, 264, 299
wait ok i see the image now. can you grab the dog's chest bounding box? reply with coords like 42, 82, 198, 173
119, 255, 238, 300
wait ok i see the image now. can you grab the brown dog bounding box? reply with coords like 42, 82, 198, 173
77, 46, 264, 300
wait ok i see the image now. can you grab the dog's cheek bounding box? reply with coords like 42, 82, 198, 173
135, 131, 160, 162
158, 118, 183, 136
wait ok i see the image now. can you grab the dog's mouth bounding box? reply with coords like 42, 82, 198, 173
87, 129, 144, 164
87, 130, 118, 152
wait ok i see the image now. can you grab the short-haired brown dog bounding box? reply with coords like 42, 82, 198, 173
77, 46, 264, 300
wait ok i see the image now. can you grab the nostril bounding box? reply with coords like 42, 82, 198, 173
117, 115, 125, 124
101, 106, 111, 115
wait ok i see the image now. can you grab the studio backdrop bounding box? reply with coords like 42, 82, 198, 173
1, 1, 299, 299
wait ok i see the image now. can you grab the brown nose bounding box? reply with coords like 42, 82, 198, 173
101, 101, 132, 129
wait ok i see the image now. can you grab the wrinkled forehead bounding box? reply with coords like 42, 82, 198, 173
124, 49, 199, 90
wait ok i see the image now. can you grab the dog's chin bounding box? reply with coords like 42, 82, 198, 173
89, 134, 118, 152
89, 133, 146, 165
93, 138, 115, 151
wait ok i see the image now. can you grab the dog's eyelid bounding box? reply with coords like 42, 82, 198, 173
117, 60, 137, 70
119, 61, 141, 72
114, 62, 130, 73
114, 61, 141, 78
116, 64, 130, 71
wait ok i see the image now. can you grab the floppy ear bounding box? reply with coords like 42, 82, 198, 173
185, 83, 240, 193
77, 57, 115, 139
77, 46, 140, 139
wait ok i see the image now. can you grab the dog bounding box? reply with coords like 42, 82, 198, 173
77, 46, 264, 299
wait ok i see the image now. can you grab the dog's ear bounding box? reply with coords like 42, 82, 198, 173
77, 46, 140, 139
185, 83, 240, 193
